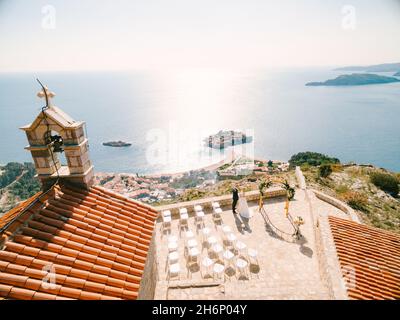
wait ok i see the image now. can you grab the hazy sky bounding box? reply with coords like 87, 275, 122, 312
1, 0, 400, 71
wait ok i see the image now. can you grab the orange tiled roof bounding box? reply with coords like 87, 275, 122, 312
0, 184, 158, 300
0, 192, 43, 231
329, 216, 400, 300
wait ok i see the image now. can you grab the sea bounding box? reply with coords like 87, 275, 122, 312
0, 67, 399, 174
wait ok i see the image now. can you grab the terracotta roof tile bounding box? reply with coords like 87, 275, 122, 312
329, 216, 400, 300
0, 183, 157, 300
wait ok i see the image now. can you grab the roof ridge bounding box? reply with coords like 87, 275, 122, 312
328, 215, 400, 240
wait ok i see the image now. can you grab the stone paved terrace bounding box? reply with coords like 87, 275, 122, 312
153, 189, 349, 299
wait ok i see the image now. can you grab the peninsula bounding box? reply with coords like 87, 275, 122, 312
306, 73, 400, 86
334, 62, 400, 72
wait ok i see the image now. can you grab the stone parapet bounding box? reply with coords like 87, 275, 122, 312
138, 232, 158, 300
311, 189, 360, 223
295, 166, 307, 190
155, 187, 287, 219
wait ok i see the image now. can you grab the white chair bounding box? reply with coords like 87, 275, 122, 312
186, 238, 198, 249
168, 240, 178, 253
210, 243, 223, 259
168, 235, 178, 243
213, 263, 225, 281
179, 209, 189, 235
161, 215, 171, 234
162, 210, 171, 218
166, 251, 179, 269
212, 202, 220, 210
167, 263, 180, 281
224, 232, 237, 249
235, 240, 247, 256
194, 205, 203, 212
213, 207, 223, 226
248, 248, 259, 265
195, 210, 205, 229
201, 257, 214, 278
187, 247, 200, 265
165, 250, 179, 272
235, 258, 249, 280
223, 250, 235, 268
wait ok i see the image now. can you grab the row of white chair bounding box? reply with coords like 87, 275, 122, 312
161, 202, 223, 235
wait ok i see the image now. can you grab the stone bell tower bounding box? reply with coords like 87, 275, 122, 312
20, 86, 94, 190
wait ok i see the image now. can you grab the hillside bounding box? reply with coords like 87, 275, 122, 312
0, 162, 40, 216
302, 164, 400, 233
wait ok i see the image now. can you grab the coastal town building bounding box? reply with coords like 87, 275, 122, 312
0, 89, 399, 300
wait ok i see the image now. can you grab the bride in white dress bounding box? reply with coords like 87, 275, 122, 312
237, 190, 253, 219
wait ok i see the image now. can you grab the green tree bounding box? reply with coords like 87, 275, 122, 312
288, 152, 340, 168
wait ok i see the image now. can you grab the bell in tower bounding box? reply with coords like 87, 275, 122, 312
20, 82, 94, 190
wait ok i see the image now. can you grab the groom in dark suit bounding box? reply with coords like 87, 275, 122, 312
232, 186, 239, 214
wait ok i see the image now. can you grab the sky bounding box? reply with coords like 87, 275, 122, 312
0, 0, 400, 72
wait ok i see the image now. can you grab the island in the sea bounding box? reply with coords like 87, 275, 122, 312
103, 140, 132, 147
306, 73, 400, 86
205, 130, 253, 149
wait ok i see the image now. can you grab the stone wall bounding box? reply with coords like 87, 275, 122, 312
311, 189, 360, 223
295, 166, 348, 300
155, 187, 287, 219
305, 189, 348, 300
137, 232, 158, 300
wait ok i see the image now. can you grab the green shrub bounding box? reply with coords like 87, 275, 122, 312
319, 164, 332, 178
341, 191, 368, 211
335, 184, 349, 194
370, 172, 399, 197
300, 163, 311, 171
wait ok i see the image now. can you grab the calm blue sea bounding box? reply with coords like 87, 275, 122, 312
0, 68, 399, 174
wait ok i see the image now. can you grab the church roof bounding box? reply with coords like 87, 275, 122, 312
0, 184, 158, 300
329, 216, 400, 300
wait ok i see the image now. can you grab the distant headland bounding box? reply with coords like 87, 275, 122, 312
334, 62, 400, 73
306, 73, 400, 86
